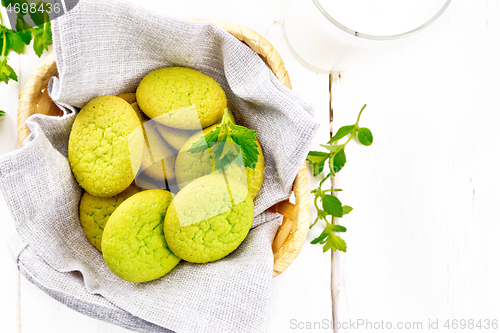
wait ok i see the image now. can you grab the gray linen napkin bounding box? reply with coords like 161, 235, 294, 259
0, 0, 319, 332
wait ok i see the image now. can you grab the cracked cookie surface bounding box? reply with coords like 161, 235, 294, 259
136, 67, 226, 129
101, 190, 180, 283
79, 185, 140, 252
68, 95, 144, 197
164, 174, 254, 263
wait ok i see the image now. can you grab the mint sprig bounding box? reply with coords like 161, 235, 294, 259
307, 104, 373, 253
0, 1, 53, 84
188, 108, 260, 171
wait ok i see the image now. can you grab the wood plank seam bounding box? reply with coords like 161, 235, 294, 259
329, 72, 340, 333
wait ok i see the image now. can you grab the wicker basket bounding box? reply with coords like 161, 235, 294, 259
17, 20, 310, 277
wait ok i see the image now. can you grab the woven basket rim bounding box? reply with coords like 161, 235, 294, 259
16, 19, 309, 277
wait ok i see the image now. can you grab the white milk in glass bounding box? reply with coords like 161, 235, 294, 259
284, 0, 449, 71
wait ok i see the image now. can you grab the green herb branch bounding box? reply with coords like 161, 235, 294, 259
188, 108, 260, 172
307, 104, 373, 253
0, 0, 53, 85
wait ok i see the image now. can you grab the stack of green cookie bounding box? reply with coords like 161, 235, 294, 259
69, 66, 264, 283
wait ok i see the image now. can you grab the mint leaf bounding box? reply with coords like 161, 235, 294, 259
357, 127, 373, 146
333, 148, 346, 172
189, 127, 221, 153
212, 141, 241, 172
331, 224, 347, 232
342, 205, 353, 215
319, 144, 342, 153
328, 125, 355, 143
16, 29, 31, 45
15, 15, 32, 44
313, 224, 347, 252
230, 125, 259, 170
311, 230, 329, 245
322, 194, 343, 217
6, 29, 25, 54
0, 110, 5, 117
186, 108, 260, 171
0, 58, 18, 83
306, 151, 329, 176
28, 1, 50, 27
323, 234, 347, 253
31, 22, 52, 57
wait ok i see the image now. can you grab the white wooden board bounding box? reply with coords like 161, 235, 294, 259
332, 1, 500, 332
2, 0, 499, 332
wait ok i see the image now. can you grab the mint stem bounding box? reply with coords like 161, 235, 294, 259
355, 104, 367, 126
1, 29, 6, 58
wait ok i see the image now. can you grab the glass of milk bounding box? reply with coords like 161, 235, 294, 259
284, 0, 452, 72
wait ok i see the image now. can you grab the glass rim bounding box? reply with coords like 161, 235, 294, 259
312, 0, 452, 40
